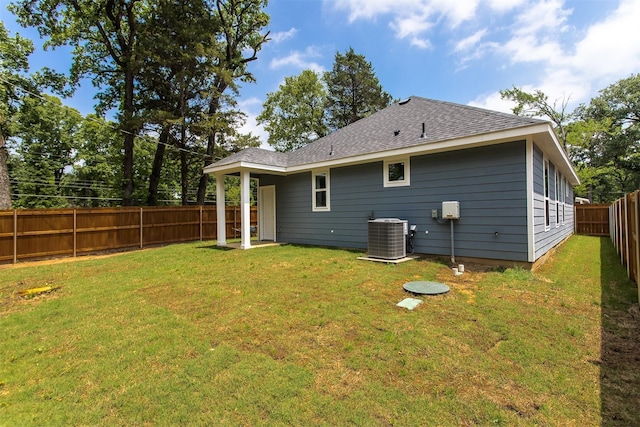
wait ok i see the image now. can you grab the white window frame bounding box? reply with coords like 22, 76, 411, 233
312, 170, 330, 212
543, 158, 550, 231
561, 176, 566, 225
555, 169, 561, 228
383, 157, 410, 187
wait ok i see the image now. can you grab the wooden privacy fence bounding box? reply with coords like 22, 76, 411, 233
609, 191, 640, 301
574, 204, 611, 236
0, 206, 257, 264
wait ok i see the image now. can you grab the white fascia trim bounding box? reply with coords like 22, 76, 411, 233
534, 123, 579, 185
286, 124, 553, 174
526, 137, 535, 262
202, 124, 580, 186
203, 161, 287, 176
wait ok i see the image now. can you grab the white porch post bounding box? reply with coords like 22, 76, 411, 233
240, 170, 251, 249
215, 173, 227, 246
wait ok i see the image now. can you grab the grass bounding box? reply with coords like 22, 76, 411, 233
0, 236, 638, 425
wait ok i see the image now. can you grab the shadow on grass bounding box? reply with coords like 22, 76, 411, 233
198, 244, 234, 251
599, 237, 640, 425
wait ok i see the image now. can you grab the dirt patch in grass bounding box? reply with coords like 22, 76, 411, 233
601, 303, 640, 424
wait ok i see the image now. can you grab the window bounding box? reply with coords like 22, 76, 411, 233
383, 158, 410, 187
312, 170, 330, 211
544, 159, 550, 230
555, 169, 560, 227
560, 177, 566, 225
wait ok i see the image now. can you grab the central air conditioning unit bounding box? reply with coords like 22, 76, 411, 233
368, 218, 407, 260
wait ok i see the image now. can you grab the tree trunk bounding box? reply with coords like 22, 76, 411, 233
147, 126, 170, 206
0, 132, 11, 209
122, 68, 136, 206
196, 92, 223, 204
181, 149, 188, 205
179, 124, 189, 205
195, 131, 214, 205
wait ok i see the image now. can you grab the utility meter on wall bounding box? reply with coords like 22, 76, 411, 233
442, 201, 460, 219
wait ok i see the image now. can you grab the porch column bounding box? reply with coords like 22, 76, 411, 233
215, 173, 226, 246
240, 169, 251, 249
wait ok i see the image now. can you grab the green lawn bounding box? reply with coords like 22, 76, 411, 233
1, 236, 638, 426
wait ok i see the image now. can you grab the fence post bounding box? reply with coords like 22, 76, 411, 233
199, 205, 203, 242
140, 207, 144, 249
13, 209, 17, 264
73, 209, 77, 258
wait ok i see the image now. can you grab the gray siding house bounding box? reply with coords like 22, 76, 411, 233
204, 96, 578, 265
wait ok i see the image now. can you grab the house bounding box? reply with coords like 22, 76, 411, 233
203, 96, 579, 266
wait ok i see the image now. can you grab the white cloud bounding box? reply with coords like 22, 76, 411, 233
471, 0, 640, 111
468, 91, 516, 114
269, 46, 325, 73
330, 0, 480, 49
511, 0, 572, 37
389, 13, 433, 49
569, 0, 640, 84
486, 0, 526, 13
237, 97, 271, 150
454, 29, 487, 52
270, 28, 297, 44
329, 0, 640, 113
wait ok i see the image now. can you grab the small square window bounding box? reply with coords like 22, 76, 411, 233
383, 158, 410, 187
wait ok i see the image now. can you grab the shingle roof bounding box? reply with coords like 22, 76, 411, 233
206, 96, 547, 170
211, 147, 290, 168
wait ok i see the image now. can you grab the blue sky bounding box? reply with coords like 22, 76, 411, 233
2, 0, 640, 149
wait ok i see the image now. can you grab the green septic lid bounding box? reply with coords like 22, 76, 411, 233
403, 281, 450, 295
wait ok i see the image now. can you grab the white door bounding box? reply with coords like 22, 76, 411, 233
259, 185, 276, 241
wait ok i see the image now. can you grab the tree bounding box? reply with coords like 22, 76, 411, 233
10, 94, 82, 208
500, 86, 572, 147
11, 0, 151, 205
257, 70, 328, 152
577, 74, 640, 199
64, 115, 123, 207
324, 47, 393, 130
0, 22, 35, 209
195, 0, 270, 205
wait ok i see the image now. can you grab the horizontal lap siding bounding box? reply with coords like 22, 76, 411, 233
264, 141, 530, 261
532, 143, 574, 260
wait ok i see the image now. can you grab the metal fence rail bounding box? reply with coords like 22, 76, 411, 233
0, 206, 257, 264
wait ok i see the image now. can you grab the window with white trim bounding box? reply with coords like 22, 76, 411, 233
555, 169, 560, 227
561, 176, 566, 225
383, 158, 410, 187
312, 170, 330, 211
543, 159, 550, 230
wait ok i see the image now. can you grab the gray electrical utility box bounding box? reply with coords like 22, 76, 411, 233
442, 201, 460, 219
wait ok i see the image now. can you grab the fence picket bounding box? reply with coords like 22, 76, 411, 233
0, 205, 257, 264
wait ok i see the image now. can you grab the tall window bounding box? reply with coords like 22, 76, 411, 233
383, 158, 410, 187
544, 159, 550, 230
312, 170, 330, 211
555, 169, 560, 227
560, 177, 566, 224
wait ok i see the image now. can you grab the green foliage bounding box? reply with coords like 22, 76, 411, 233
257, 70, 328, 152
324, 47, 393, 130
63, 115, 123, 207
572, 74, 640, 201
8, 0, 270, 206
502, 75, 640, 203
500, 85, 572, 146
258, 48, 393, 152
0, 21, 36, 209
10, 94, 81, 208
